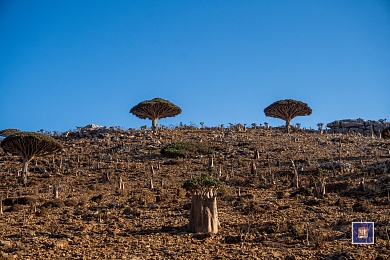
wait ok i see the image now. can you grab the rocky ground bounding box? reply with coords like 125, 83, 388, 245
0, 126, 390, 259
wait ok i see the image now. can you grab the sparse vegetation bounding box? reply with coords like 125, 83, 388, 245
0, 126, 389, 259
161, 141, 213, 158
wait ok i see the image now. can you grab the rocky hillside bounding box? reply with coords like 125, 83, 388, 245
0, 125, 389, 259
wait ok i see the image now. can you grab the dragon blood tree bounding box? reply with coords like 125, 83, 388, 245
182, 174, 222, 234
264, 99, 312, 133
1, 132, 62, 185
130, 98, 182, 131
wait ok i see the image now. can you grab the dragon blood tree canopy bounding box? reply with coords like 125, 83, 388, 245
1, 132, 63, 184
264, 99, 312, 132
130, 98, 182, 131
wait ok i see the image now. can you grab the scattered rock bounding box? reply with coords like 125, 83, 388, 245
52, 240, 68, 249
90, 194, 103, 204
352, 200, 371, 213
64, 198, 79, 207
192, 232, 212, 240
0, 240, 11, 247
224, 235, 241, 244
327, 118, 389, 136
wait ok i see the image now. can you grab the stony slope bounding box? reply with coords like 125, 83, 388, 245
0, 126, 389, 259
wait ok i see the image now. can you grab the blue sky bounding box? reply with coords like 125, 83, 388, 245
1, 1, 389, 132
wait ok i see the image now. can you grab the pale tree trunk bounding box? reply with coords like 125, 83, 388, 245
152, 118, 158, 131
188, 194, 219, 234
291, 160, 299, 188
20, 159, 29, 185
53, 185, 59, 199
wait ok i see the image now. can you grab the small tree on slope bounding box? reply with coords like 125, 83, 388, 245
182, 174, 222, 234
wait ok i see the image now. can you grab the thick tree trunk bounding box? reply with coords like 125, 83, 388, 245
188, 194, 202, 232
188, 194, 219, 234
285, 118, 291, 133
151, 118, 158, 131
20, 159, 28, 185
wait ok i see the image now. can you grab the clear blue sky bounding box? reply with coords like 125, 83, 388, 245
1, 1, 389, 132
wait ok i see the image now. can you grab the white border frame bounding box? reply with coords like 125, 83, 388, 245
351, 222, 375, 245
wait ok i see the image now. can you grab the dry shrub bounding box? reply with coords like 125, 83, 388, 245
3, 197, 36, 206
163, 159, 183, 165
326, 181, 349, 193
256, 221, 279, 234
310, 229, 328, 249
122, 208, 141, 218
35, 206, 50, 217
176, 188, 186, 198
77, 196, 88, 206
304, 199, 322, 206
277, 190, 289, 199
42, 199, 65, 208
334, 197, 346, 207
155, 192, 173, 203
128, 189, 155, 206
64, 198, 79, 207
8, 204, 23, 212
352, 199, 372, 213
289, 222, 306, 240
290, 187, 312, 197
224, 235, 242, 244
